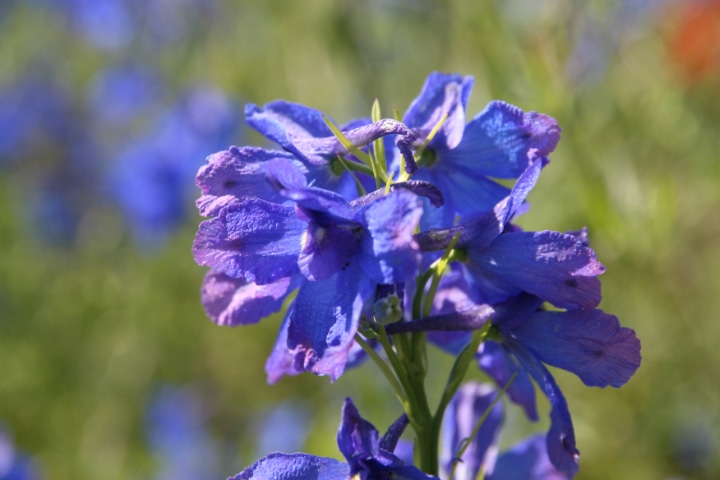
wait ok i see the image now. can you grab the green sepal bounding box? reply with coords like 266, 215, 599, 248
423, 230, 462, 318
321, 114, 374, 168
371, 99, 388, 182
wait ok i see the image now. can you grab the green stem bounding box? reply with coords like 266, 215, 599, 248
404, 362, 438, 475
354, 333, 407, 408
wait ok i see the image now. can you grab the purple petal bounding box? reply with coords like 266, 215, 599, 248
404, 72, 474, 150
229, 452, 349, 480
278, 186, 355, 223
200, 270, 296, 326
380, 414, 410, 454
478, 341, 538, 421
245, 100, 334, 165
265, 308, 301, 384
351, 181, 444, 209
338, 398, 383, 466
512, 309, 641, 388
415, 157, 544, 252
391, 466, 442, 479
195, 147, 305, 217
298, 219, 360, 281
488, 434, 569, 480
431, 267, 483, 314
192, 198, 304, 284
246, 100, 417, 171
415, 168, 510, 229
425, 269, 489, 353
442, 100, 561, 179
393, 439, 415, 467
286, 262, 374, 381
442, 382, 504, 480
358, 189, 423, 284
465, 231, 605, 309
509, 341, 580, 478
386, 305, 494, 336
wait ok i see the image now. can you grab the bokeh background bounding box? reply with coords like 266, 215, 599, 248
1, 0, 719, 479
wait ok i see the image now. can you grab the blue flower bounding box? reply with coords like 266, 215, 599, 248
387, 292, 641, 478
245, 100, 418, 199
230, 398, 439, 480
442, 382, 569, 480
193, 152, 429, 380
402, 72, 562, 227
416, 156, 603, 310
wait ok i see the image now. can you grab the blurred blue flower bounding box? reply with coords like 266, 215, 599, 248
0, 73, 108, 246
87, 63, 163, 128
0, 425, 41, 480
565, 0, 673, 87
111, 86, 240, 247
0, 76, 73, 163
145, 385, 221, 480
254, 401, 310, 457
59, 0, 135, 50
136, 0, 220, 47
671, 417, 718, 474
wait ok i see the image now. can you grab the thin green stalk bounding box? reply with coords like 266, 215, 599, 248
433, 327, 489, 423
414, 112, 448, 160
403, 361, 438, 475
423, 231, 462, 318
353, 333, 407, 408
334, 154, 375, 177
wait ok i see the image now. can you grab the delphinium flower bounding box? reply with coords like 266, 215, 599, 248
244, 99, 418, 201
193, 152, 432, 380
191, 71, 641, 478
230, 398, 438, 480
387, 286, 640, 477
397, 72, 561, 228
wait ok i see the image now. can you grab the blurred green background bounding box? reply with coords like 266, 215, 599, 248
1, 0, 719, 479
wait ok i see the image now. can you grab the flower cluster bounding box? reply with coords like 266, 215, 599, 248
192, 71, 641, 479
